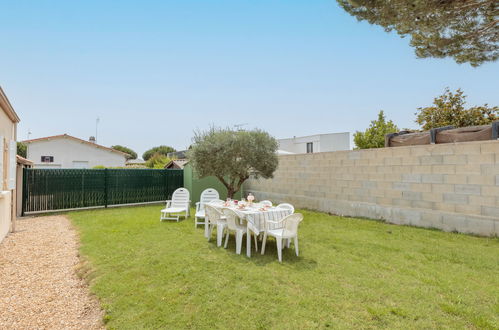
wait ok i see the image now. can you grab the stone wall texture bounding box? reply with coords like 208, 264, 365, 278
244, 140, 499, 236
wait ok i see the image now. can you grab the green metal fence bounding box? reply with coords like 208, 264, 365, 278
21, 168, 183, 215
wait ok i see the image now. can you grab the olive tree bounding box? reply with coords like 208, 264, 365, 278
188, 127, 278, 199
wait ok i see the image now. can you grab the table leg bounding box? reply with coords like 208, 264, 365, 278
246, 226, 251, 258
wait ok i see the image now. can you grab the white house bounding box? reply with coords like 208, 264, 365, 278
278, 132, 350, 154
23, 134, 129, 169
0, 87, 20, 243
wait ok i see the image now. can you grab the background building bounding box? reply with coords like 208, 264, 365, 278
278, 132, 350, 154
23, 134, 129, 169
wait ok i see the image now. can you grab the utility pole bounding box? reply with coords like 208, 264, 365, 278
95, 117, 100, 143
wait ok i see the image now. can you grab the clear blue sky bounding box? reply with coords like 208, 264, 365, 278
1, 0, 498, 155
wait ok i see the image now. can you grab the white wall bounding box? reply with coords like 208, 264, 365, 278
0, 100, 17, 243
0, 191, 11, 243
27, 138, 127, 168
278, 132, 349, 154
320, 132, 350, 152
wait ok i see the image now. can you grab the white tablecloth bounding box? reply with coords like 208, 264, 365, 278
206, 201, 293, 257
207, 201, 292, 234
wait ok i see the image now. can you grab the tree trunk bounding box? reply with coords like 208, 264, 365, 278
227, 187, 235, 199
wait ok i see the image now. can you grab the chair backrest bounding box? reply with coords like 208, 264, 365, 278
222, 208, 242, 231
205, 205, 223, 225
171, 188, 190, 208
277, 203, 295, 213
282, 213, 303, 237
199, 189, 220, 210
260, 200, 272, 207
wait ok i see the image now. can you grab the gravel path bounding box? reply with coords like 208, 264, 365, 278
0, 216, 103, 329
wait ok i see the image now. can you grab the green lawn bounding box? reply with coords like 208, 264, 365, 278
68, 205, 499, 329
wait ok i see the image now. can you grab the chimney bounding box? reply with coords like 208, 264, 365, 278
89, 136, 96, 143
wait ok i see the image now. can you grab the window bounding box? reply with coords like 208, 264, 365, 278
41, 156, 54, 163
306, 142, 313, 153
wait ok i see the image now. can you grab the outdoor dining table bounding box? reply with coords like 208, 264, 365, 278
206, 201, 293, 257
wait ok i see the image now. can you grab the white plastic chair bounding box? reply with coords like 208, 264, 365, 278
261, 213, 303, 262
195, 188, 220, 228
222, 209, 258, 255
160, 188, 190, 222
260, 200, 273, 207
205, 205, 227, 247
277, 203, 295, 213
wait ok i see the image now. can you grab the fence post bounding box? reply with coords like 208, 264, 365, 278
21, 168, 27, 216
164, 170, 168, 200
104, 168, 108, 208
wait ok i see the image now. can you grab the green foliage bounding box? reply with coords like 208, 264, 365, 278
337, 0, 498, 66
188, 127, 278, 198
69, 205, 499, 329
145, 153, 170, 169
17, 142, 27, 158
92, 165, 106, 169
415, 88, 499, 130
111, 145, 137, 160
142, 146, 176, 161
354, 110, 399, 149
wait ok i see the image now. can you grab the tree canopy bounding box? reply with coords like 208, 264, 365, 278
111, 145, 137, 160
415, 88, 498, 130
354, 110, 399, 149
17, 142, 27, 158
337, 0, 498, 66
145, 153, 171, 169
188, 127, 278, 198
142, 145, 176, 161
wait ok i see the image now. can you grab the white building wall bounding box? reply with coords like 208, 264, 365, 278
0, 90, 18, 243
278, 132, 349, 154
27, 138, 127, 169
319, 132, 350, 152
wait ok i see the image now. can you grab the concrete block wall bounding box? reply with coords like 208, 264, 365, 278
244, 140, 499, 236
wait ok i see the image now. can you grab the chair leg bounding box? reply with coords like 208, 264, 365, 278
204, 219, 210, 238
216, 224, 224, 247
253, 234, 258, 252
294, 236, 299, 256
236, 231, 243, 254
207, 224, 212, 241
276, 238, 282, 262
261, 232, 267, 255
224, 231, 230, 248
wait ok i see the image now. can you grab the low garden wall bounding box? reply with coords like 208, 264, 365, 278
244, 140, 499, 236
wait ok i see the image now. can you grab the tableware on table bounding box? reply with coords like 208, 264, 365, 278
247, 193, 255, 205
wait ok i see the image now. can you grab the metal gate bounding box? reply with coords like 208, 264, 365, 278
21, 168, 183, 215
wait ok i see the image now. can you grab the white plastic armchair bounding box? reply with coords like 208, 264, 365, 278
205, 204, 227, 247
261, 213, 303, 262
222, 208, 258, 255
277, 203, 295, 213
195, 188, 220, 228
160, 188, 190, 222
260, 200, 273, 207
